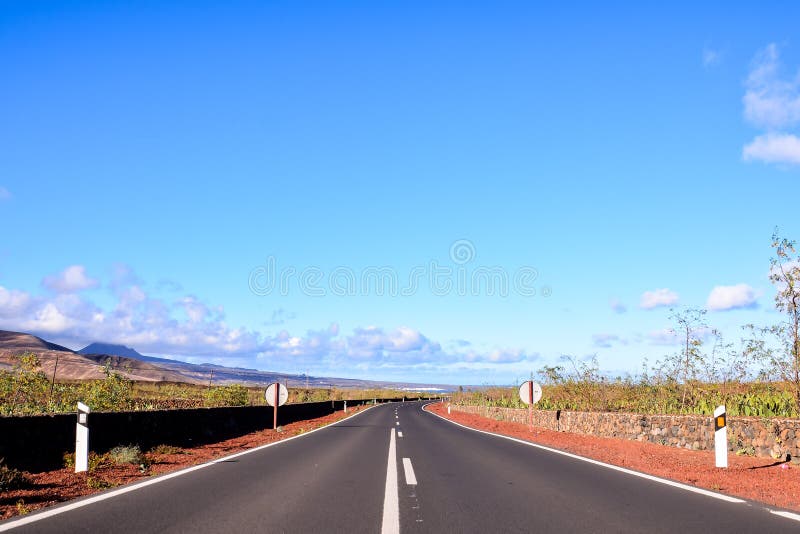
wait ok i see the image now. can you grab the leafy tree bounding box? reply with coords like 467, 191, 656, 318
537, 364, 566, 385
755, 230, 800, 411
705, 328, 751, 401
662, 307, 708, 411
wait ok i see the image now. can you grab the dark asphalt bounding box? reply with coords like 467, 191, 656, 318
2, 401, 798, 533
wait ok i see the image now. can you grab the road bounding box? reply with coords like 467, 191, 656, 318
2, 401, 798, 533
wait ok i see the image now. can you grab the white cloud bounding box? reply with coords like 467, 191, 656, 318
28, 303, 72, 333
743, 44, 800, 130
742, 133, 800, 165
179, 295, 211, 323
592, 333, 626, 348
345, 326, 441, 360
703, 47, 721, 67
647, 329, 680, 346
647, 326, 714, 346
486, 349, 527, 363
742, 44, 800, 167
706, 283, 759, 311
0, 269, 541, 375
0, 187, 10, 201
609, 298, 627, 314
639, 288, 679, 310
42, 265, 99, 293
0, 286, 32, 317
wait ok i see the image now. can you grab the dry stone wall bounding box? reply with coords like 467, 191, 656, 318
452, 404, 800, 461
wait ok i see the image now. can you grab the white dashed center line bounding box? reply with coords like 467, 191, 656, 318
402, 458, 417, 485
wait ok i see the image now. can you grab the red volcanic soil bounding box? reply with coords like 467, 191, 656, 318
0, 405, 369, 520
427, 402, 800, 513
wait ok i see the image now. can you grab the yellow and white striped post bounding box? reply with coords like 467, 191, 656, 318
714, 405, 727, 468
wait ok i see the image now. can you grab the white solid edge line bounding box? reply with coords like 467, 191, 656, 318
770, 510, 800, 521
402, 458, 417, 485
0, 404, 383, 532
381, 428, 400, 534
421, 403, 745, 504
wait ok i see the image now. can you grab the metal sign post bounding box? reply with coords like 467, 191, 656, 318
75, 402, 90, 473
528, 381, 533, 431
265, 382, 288, 431
518, 381, 543, 433
714, 405, 727, 468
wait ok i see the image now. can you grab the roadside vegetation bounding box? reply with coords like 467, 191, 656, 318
454, 230, 800, 418
0, 357, 417, 416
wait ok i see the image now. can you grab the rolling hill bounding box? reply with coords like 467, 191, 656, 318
0, 330, 452, 391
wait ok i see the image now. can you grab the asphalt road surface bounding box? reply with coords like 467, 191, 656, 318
2, 401, 799, 533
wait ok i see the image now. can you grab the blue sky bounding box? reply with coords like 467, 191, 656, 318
1, 1, 799, 385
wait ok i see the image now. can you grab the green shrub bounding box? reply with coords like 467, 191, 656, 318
0, 353, 50, 416
79, 364, 134, 412
107, 445, 144, 465
204, 384, 249, 407
0, 459, 28, 491
85, 451, 109, 472
149, 444, 183, 455
86, 476, 112, 489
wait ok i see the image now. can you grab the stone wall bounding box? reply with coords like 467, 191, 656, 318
451, 404, 800, 461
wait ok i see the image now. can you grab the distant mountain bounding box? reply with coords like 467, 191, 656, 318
0, 329, 455, 391
0, 330, 74, 353
78, 342, 143, 359
78, 342, 183, 364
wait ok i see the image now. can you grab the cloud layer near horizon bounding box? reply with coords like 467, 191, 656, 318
0, 265, 537, 373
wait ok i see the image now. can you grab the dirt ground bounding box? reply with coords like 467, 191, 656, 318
428, 402, 800, 513
0, 405, 369, 520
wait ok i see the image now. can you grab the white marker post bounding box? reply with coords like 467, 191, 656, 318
714, 405, 727, 468
344, 400, 347, 413
75, 402, 90, 473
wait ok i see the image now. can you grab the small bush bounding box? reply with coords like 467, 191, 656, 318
63, 452, 75, 469
86, 476, 112, 489
88, 452, 107, 472
107, 445, 144, 465
149, 444, 183, 455
0, 459, 28, 491
15, 499, 30, 515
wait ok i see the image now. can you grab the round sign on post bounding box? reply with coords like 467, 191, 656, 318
518, 381, 542, 405
266, 382, 288, 431
265, 382, 288, 407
